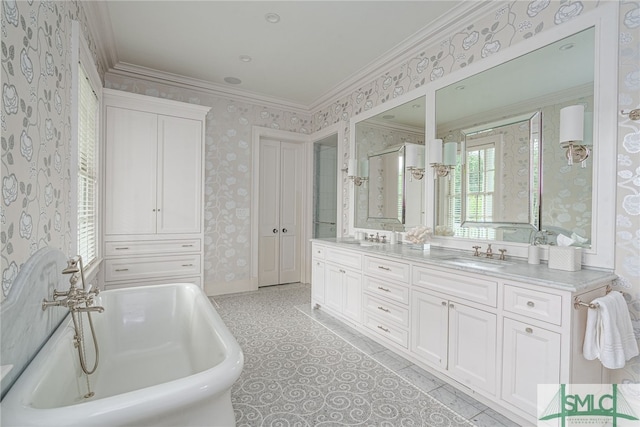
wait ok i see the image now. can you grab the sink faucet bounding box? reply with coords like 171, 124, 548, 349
486, 244, 493, 258
472, 245, 481, 257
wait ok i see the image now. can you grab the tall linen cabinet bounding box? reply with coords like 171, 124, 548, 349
102, 89, 210, 289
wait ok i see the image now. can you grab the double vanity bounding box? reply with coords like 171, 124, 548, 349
310, 238, 616, 425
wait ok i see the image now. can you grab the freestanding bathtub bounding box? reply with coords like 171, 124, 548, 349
1, 282, 243, 427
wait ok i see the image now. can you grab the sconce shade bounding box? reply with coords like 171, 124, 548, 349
405, 144, 424, 168
360, 159, 369, 178
443, 142, 457, 166
583, 111, 593, 146
347, 159, 357, 177
429, 139, 443, 164
559, 105, 584, 143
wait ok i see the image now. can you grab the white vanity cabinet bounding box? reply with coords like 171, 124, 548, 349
103, 89, 210, 289
310, 240, 615, 426
312, 244, 362, 324
412, 266, 498, 395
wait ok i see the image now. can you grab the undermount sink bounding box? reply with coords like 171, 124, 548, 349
437, 256, 514, 270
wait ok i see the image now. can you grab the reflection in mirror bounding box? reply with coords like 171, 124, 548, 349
354, 97, 426, 231
434, 27, 594, 247
367, 146, 405, 224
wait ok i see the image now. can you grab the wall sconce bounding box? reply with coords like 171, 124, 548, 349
429, 139, 457, 178
405, 143, 425, 180
560, 104, 591, 167
347, 159, 368, 186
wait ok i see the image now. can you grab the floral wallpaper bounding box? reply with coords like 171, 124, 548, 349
1, 0, 101, 302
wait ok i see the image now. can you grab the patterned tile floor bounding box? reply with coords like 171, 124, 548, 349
213, 283, 522, 427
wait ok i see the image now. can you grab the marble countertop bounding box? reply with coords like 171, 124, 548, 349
311, 238, 617, 293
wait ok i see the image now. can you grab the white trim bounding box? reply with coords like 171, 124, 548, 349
82, 1, 117, 74
424, 3, 619, 269
251, 127, 309, 290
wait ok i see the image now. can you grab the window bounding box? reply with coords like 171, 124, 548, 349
72, 21, 101, 268
77, 63, 99, 265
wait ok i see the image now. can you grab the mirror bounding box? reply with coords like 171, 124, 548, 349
367, 146, 405, 224
353, 96, 426, 231
434, 27, 594, 247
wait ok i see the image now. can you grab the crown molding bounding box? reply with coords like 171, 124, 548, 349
82, 1, 118, 73
107, 62, 311, 115
307, 0, 495, 113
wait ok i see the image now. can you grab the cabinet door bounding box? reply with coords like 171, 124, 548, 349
342, 269, 362, 322
324, 264, 344, 313
312, 259, 325, 304
105, 107, 158, 235
502, 318, 561, 416
448, 302, 497, 395
411, 290, 448, 369
157, 115, 202, 234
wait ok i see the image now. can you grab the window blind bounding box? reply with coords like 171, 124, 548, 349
77, 62, 98, 266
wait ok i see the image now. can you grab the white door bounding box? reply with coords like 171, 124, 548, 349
311, 259, 325, 304
157, 115, 202, 234
502, 318, 561, 416
448, 302, 497, 395
342, 269, 362, 322
258, 139, 304, 286
411, 290, 448, 369
104, 107, 157, 235
324, 264, 343, 313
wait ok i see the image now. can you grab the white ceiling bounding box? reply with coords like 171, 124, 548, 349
101, 1, 470, 109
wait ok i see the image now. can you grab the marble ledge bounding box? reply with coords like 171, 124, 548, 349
311, 238, 617, 294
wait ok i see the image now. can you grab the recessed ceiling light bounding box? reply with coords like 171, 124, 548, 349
239, 55, 252, 63
265, 13, 280, 24
224, 77, 242, 85
382, 115, 395, 120
559, 43, 575, 51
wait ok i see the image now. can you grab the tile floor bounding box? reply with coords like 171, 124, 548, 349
297, 304, 523, 427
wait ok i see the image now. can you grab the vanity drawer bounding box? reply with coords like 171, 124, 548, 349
105, 255, 201, 282
363, 276, 409, 305
325, 247, 362, 270
413, 265, 497, 307
312, 244, 325, 260
364, 256, 410, 284
363, 311, 409, 348
363, 294, 409, 328
503, 284, 563, 325
105, 239, 200, 256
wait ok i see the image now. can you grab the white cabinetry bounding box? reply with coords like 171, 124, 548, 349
103, 89, 209, 289
412, 265, 498, 395
311, 244, 362, 324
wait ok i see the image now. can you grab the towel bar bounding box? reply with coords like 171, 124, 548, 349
573, 285, 626, 310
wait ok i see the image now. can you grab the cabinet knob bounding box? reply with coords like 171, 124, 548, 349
441, 301, 447, 306
339, 269, 346, 274
526, 327, 534, 334
527, 301, 535, 307
273, 228, 279, 234
282, 228, 288, 233
449, 303, 455, 309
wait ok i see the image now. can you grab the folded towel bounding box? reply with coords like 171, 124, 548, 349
583, 291, 639, 369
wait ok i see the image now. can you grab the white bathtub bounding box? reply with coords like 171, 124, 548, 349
1, 283, 243, 427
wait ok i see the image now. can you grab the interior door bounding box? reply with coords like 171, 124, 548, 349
258, 139, 303, 286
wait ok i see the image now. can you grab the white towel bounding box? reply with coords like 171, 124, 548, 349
583, 291, 639, 369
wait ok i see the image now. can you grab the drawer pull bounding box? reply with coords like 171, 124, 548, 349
377, 306, 390, 313
377, 286, 390, 292
527, 301, 535, 307
339, 269, 346, 273
115, 268, 129, 272
182, 244, 194, 247
377, 325, 390, 333
182, 264, 194, 267
378, 266, 391, 271
115, 247, 129, 250
526, 327, 533, 334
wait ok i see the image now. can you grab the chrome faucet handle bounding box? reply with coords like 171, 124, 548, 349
472, 245, 481, 256
498, 249, 507, 260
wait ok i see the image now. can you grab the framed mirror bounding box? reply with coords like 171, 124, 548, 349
425, 4, 617, 269
352, 95, 426, 231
